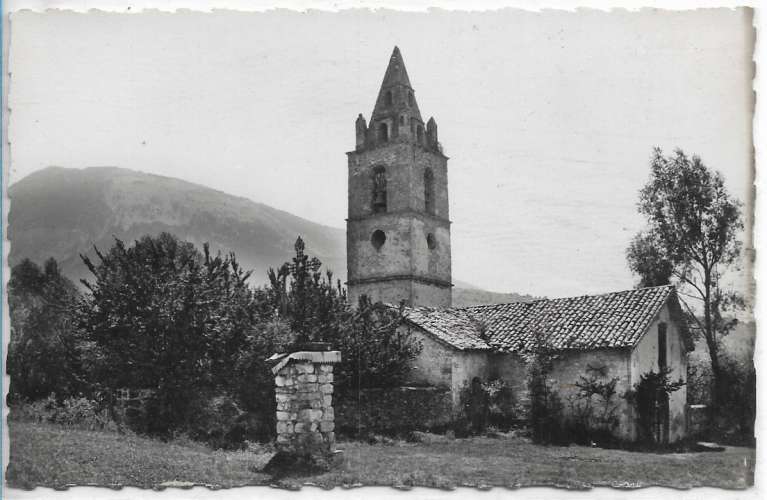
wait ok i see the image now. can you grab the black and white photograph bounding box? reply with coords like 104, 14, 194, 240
2, 2, 759, 496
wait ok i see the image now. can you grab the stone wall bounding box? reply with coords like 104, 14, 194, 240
335, 386, 453, 436
346, 139, 452, 308
271, 351, 340, 458
405, 324, 454, 388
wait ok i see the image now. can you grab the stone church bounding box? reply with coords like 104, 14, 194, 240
346, 47, 692, 443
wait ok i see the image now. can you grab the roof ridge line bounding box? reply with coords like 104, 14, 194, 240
456, 284, 674, 311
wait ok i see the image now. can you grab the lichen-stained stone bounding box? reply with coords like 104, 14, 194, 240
276, 411, 290, 421
320, 384, 334, 394
322, 395, 332, 407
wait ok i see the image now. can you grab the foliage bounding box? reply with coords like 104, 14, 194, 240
623, 367, 685, 446
9, 394, 117, 432
12, 233, 421, 448
267, 237, 421, 395
687, 353, 755, 446
626, 147, 745, 413
75, 232, 259, 438
567, 365, 620, 445
521, 328, 565, 444
334, 296, 420, 395
266, 237, 347, 344
335, 386, 453, 438
457, 377, 518, 436
6, 258, 83, 402
230, 318, 297, 442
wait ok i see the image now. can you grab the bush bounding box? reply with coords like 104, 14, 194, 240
522, 333, 567, 445
457, 377, 520, 436
10, 394, 117, 432
565, 366, 621, 446
624, 367, 684, 447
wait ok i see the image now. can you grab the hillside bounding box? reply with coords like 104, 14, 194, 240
8, 166, 534, 307
8, 167, 347, 286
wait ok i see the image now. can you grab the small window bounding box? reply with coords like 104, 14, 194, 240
372, 166, 387, 213
400, 115, 405, 126
385, 91, 393, 106
416, 125, 424, 145
424, 168, 435, 214
408, 92, 413, 106
658, 323, 667, 370
371, 230, 386, 250
426, 233, 437, 250
378, 123, 388, 143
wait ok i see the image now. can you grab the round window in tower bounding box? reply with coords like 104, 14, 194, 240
426, 233, 437, 250
371, 230, 387, 250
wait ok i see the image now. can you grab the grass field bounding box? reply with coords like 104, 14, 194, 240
6, 421, 755, 490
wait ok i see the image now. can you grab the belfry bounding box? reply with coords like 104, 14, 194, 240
346, 47, 453, 308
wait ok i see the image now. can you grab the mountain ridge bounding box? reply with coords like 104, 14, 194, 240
8, 166, 536, 307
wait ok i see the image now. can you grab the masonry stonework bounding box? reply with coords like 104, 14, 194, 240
346, 47, 452, 308
270, 350, 341, 459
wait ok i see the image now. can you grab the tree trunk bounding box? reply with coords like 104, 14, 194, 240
703, 275, 721, 423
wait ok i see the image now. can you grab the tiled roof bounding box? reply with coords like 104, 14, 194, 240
403, 306, 492, 351
404, 285, 687, 353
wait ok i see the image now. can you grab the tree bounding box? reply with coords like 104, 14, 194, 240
626, 148, 744, 413
266, 237, 347, 345
266, 238, 421, 395
76, 233, 258, 436
7, 258, 82, 401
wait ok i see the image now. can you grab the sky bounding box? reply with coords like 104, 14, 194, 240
8, 7, 754, 298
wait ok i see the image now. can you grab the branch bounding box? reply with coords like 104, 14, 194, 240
677, 295, 706, 334
671, 268, 705, 299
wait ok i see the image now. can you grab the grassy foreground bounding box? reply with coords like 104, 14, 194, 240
6, 421, 755, 490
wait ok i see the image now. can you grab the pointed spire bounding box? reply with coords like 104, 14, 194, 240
371, 47, 422, 122
381, 46, 412, 89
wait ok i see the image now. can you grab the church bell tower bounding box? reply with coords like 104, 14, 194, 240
346, 47, 452, 308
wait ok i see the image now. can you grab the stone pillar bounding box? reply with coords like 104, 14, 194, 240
269, 347, 341, 460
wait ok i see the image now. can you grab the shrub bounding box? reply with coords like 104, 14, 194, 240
522, 330, 567, 444
10, 394, 117, 432
566, 365, 621, 445
483, 378, 519, 431
457, 377, 519, 436
624, 367, 684, 446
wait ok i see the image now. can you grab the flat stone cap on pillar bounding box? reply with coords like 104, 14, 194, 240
268, 350, 342, 374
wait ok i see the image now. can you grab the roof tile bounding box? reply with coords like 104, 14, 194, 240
403, 285, 680, 352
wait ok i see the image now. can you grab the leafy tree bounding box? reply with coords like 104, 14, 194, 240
267, 237, 347, 344
626, 148, 744, 412
334, 296, 419, 395
7, 258, 82, 401
76, 233, 257, 436
267, 238, 421, 395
